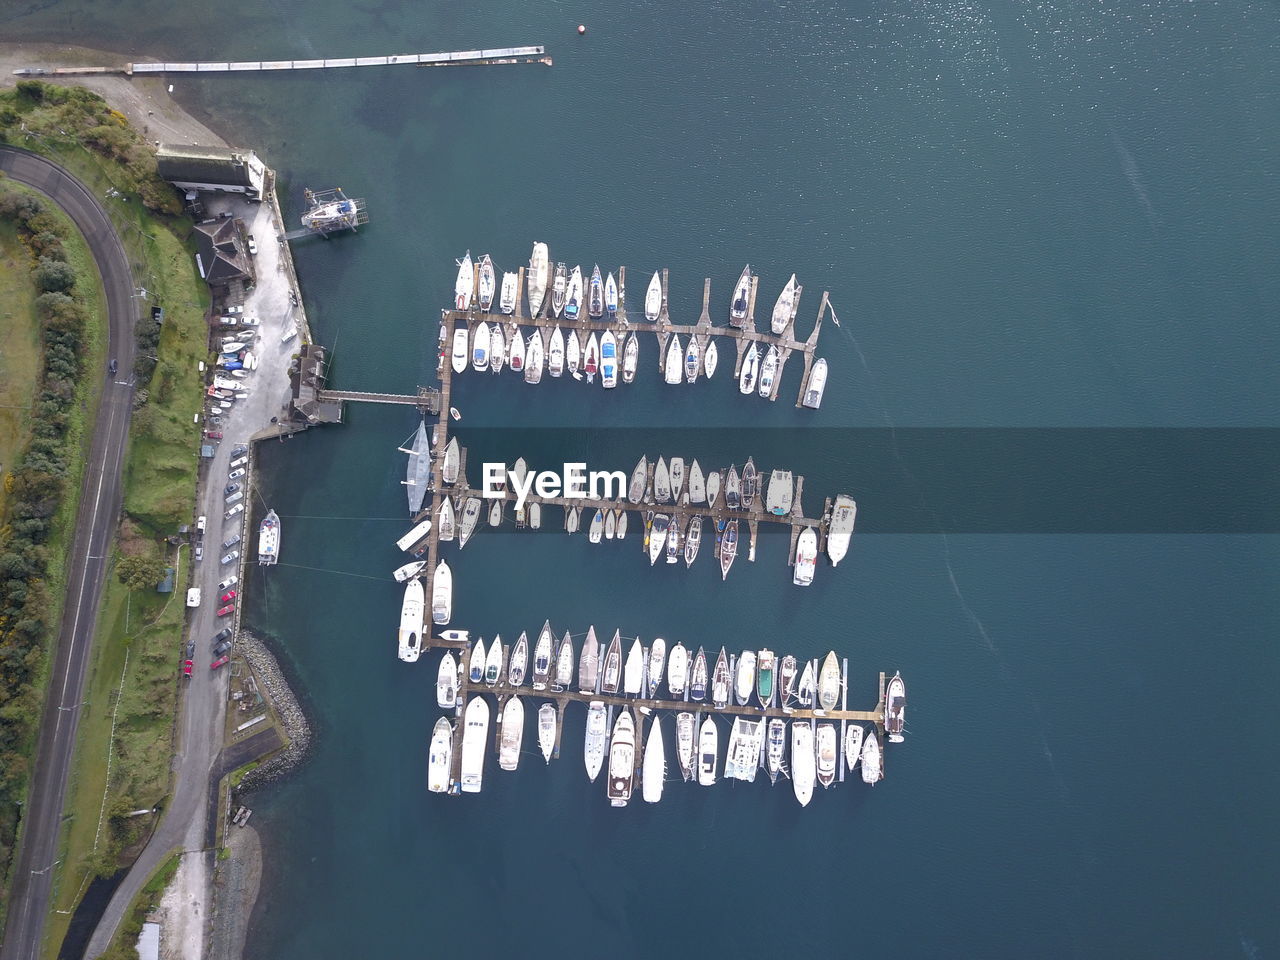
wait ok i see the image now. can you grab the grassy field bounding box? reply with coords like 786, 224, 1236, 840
0, 219, 41, 512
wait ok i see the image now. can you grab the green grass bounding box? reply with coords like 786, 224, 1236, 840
0, 220, 41, 507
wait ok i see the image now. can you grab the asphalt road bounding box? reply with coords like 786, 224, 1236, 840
0, 147, 138, 960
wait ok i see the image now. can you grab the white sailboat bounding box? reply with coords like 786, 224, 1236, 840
588, 509, 604, 544
454, 250, 473, 311
484, 636, 502, 686
667, 642, 688, 697
524, 329, 545, 384
729, 263, 751, 327
615, 509, 628, 539
623, 638, 644, 696
703, 338, 718, 378
646, 637, 666, 698
688, 460, 705, 505
861, 727, 883, 784
826, 494, 857, 567
477, 254, 495, 312
458, 497, 481, 550
604, 271, 619, 317
507, 632, 528, 687
468, 637, 486, 684
564, 265, 584, 321
459, 696, 489, 794
654, 458, 671, 503
676, 712, 695, 781
604, 510, 616, 540
427, 716, 452, 793
642, 717, 666, 804
770, 273, 798, 335
499, 271, 518, 315
669, 458, 685, 502
538, 703, 557, 763
844, 724, 864, 772
706, 470, 721, 509
555, 632, 575, 689
757, 344, 779, 398
548, 326, 565, 378
471, 320, 490, 372
566, 328, 581, 377
507, 325, 525, 374
738, 342, 759, 394
498, 696, 524, 771
663, 334, 682, 384
527, 242, 549, 317
489, 323, 506, 373
436, 651, 456, 707
644, 270, 662, 322
583, 332, 599, 383
818, 651, 841, 712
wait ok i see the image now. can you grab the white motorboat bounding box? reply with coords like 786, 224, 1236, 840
507, 631, 528, 687
538, 703, 557, 763
666, 643, 688, 697
738, 342, 759, 394
622, 332, 638, 384
665, 515, 682, 564
451, 327, 468, 374
684, 337, 701, 383
687, 460, 705, 505
826, 494, 857, 567
588, 264, 605, 319
844, 724, 865, 772
770, 273, 798, 335
861, 726, 883, 784
548, 326, 565, 378
588, 509, 604, 543
584, 700, 607, 782
644, 270, 662, 322
802, 357, 827, 409
393, 559, 427, 582
499, 271, 518, 315
442, 437, 460, 486
791, 720, 815, 806
527, 242, 549, 317
524, 329, 545, 384
765, 718, 786, 784
551, 262, 567, 317
793, 526, 818, 586
817, 651, 841, 711
396, 517, 433, 553
566, 328, 581, 377
734, 650, 756, 706
756, 648, 775, 707
436, 651, 456, 707
508, 325, 525, 374
816, 722, 837, 788
431, 560, 452, 626
607, 709, 636, 806
498, 696, 524, 771
757, 344, 779, 398
459, 696, 489, 793
477, 254, 495, 312
729, 263, 751, 327
646, 637, 667, 698
886, 672, 907, 743
697, 716, 718, 786
454, 250, 473, 311
489, 323, 506, 373
623, 638, 644, 696
397, 578, 424, 663
676, 712, 695, 782
642, 716, 666, 804
703, 338, 718, 378
600, 330, 618, 389
564, 265, 584, 321
427, 716, 452, 793
663, 334, 682, 385
766, 469, 793, 516
468, 637, 486, 684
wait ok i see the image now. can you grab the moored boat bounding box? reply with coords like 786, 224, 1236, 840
757, 344, 779, 398
498, 696, 524, 771
584, 701, 607, 782
827, 494, 857, 567
397, 578, 424, 663
791, 720, 815, 806
484, 635, 502, 685
770, 273, 799, 334
816, 722, 837, 787
737, 342, 758, 395
642, 717, 666, 804
566, 505, 581, 534
690, 646, 708, 701
646, 637, 667, 698
795, 659, 816, 708
507, 325, 525, 373
583, 331, 599, 382
431, 560, 452, 625
706, 470, 721, 509
607, 709, 636, 806
667, 642, 689, 697
654, 458, 671, 503
623, 638, 644, 696
684, 515, 702, 567
555, 632, 575, 689
802, 356, 827, 409
688, 460, 705, 504
604, 509, 616, 541
628, 456, 648, 504
477, 254, 495, 312
765, 718, 786, 784
395, 515, 433, 553
551, 261, 567, 317
665, 516, 682, 564
442, 437, 460, 486
615, 509, 627, 539
648, 514, 668, 566
663, 334, 682, 385
622, 332, 638, 383
711, 647, 731, 708
817, 651, 841, 711
488, 498, 503, 528
564, 265, 584, 320
793, 526, 818, 586
724, 717, 765, 782
778, 655, 798, 704
601, 631, 623, 694
676, 712, 695, 782
756, 649, 775, 707
499, 271, 518, 315
532, 621, 554, 690
588, 264, 604, 319
844, 724, 865, 772
468, 637, 486, 684
489, 323, 506, 373
427, 716, 452, 793
578, 626, 599, 692
588, 509, 604, 544
524, 329, 544, 384
724, 465, 741, 509
454, 250, 473, 311
766, 469, 793, 516
697, 716, 718, 786
566, 327, 581, 376
538, 703, 556, 763
729, 263, 751, 327
861, 726, 883, 784
684, 337, 701, 383
257, 508, 281, 566
507, 631, 528, 687
669, 457, 684, 501
719, 520, 738, 581
644, 271, 662, 321
394, 559, 427, 583
734, 650, 756, 706
403, 421, 432, 515
703, 338, 718, 378
741, 457, 758, 509
605, 271, 618, 317
527, 242, 550, 317
885, 672, 907, 742
548, 326, 565, 377
600, 329, 618, 389
459, 696, 489, 793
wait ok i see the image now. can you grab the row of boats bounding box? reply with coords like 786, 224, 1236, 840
454, 246, 805, 336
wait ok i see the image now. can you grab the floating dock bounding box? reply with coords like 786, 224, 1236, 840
426, 632, 890, 801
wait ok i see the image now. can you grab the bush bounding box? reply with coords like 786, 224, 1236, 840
33, 257, 76, 293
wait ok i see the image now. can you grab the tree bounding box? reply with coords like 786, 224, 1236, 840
115, 555, 168, 592
33, 257, 76, 294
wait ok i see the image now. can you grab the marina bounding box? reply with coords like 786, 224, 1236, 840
421, 627, 903, 805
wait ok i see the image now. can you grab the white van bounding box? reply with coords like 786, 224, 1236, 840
186, 588, 202, 608
229, 457, 248, 470
281, 327, 297, 344
225, 491, 244, 506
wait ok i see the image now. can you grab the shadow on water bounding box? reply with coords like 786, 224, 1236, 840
56, 868, 125, 960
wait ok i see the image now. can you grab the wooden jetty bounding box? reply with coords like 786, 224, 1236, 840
432, 631, 888, 798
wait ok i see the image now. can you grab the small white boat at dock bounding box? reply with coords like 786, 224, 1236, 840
697, 716, 718, 786
584, 701, 607, 782
538, 703, 557, 763
644, 271, 662, 322
459, 696, 489, 794
427, 717, 452, 793
431, 560, 452, 626
802, 357, 827, 409
642, 717, 666, 804
436, 652, 456, 708
498, 696, 524, 771
703, 338, 718, 378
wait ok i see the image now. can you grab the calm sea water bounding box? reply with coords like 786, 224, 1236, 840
10, 1, 1280, 956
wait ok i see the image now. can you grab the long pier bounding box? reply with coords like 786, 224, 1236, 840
13, 47, 550, 77
427, 632, 887, 796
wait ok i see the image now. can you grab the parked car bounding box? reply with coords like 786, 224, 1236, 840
224, 483, 240, 497
217, 576, 237, 592
108, 359, 118, 375
228, 468, 246, 480
247, 234, 258, 255
216, 604, 235, 617
214, 640, 233, 656
224, 504, 244, 520
231, 444, 249, 457
204, 430, 224, 440
241, 316, 261, 327
220, 589, 237, 603
194, 543, 204, 562
182, 659, 194, 678
222, 534, 241, 550
229, 457, 249, 470
196, 515, 207, 534
220, 550, 239, 565
211, 656, 230, 670
185, 640, 195, 658
227, 304, 244, 315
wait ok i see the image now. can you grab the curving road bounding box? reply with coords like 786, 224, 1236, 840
0, 146, 138, 960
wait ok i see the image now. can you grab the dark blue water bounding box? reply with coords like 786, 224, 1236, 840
9, 1, 1279, 956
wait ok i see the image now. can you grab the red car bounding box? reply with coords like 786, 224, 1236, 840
219, 589, 237, 603
182, 659, 194, 678
211, 656, 230, 670
216, 603, 235, 617
204, 429, 224, 440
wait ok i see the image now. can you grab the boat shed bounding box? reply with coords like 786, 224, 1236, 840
156, 144, 266, 200
291, 344, 343, 424
192, 217, 252, 287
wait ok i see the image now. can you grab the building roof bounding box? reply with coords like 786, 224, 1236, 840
137, 922, 160, 960
193, 218, 250, 286
157, 144, 258, 188
291, 344, 343, 424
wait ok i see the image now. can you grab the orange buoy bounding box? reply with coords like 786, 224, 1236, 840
577, 24, 587, 35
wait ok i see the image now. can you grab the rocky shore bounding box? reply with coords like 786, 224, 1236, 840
235, 633, 311, 789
